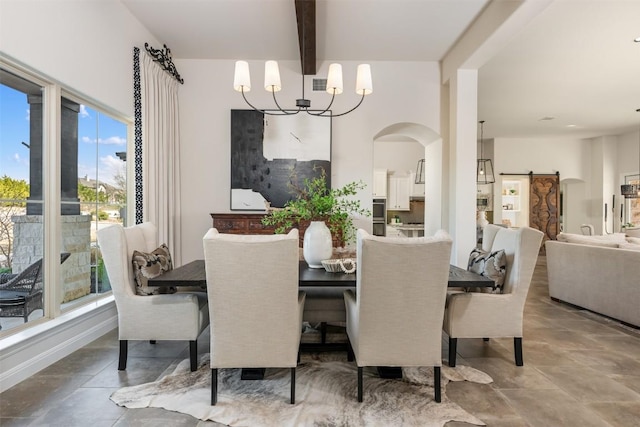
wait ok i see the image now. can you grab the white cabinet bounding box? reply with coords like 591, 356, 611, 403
385, 224, 406, 238
372, 169, 388, 198
388, 176, 410, 210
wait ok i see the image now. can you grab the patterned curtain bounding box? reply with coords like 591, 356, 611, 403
133, 47, 182, 265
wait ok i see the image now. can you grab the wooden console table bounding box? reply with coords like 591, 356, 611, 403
210, 213, 340, 247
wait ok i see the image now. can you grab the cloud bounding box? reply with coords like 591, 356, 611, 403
25, 109, 30, 121
99, 155, 126, 185
81, 135, 126, 145
13, 152, 28, 167
100, 136, 126, 145
79, 105, 90, 118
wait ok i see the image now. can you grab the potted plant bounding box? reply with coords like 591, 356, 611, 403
261, 169, 371, 249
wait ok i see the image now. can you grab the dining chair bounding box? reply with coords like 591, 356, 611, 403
443, 224, 544, 367
203, 228, 305, 405
97, 222, 209, 372
344, 229, 452, 403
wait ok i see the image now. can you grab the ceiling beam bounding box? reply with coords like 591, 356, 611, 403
295, 0, 316, 75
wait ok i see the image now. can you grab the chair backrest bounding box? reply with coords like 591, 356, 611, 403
481, 224, 543, 298
203, 228, 300, 368
354, 229, 452, 366
97, 222, 158, 301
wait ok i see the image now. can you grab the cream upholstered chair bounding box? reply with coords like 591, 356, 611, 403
444, 224, 543, 367
203, 228, 305, 405
344, 229, 452, 403
97, 222, 209, 372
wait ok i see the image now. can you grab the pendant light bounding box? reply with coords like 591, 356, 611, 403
476, 120, 495, 184
415, 159, 425, 184
620, 108, 640, 198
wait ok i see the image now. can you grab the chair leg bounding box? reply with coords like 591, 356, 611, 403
211, 369, 218, 405
347, 337, 354, 362
514, 337, 524, 366
118, 340, 128, 371
434, 366, 441, 403
320, 322, 327, 344
189, 340, 198, 372
448, 337, 457, 367
357, 367, 363, 402
290, 367, 296, 404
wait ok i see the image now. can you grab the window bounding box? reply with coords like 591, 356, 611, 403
0, 62, 130, 333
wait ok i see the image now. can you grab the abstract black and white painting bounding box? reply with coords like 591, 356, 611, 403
230, 109, 331, 210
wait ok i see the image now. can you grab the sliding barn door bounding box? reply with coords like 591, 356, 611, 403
529, 174, 560, 252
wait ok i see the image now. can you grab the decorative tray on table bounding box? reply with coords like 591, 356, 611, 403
321, 258, 357, 274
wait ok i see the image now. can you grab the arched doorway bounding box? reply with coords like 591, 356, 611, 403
373, 123, 444, 235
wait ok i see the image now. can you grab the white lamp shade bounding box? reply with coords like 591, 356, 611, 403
233, 61, 251, 92
355, 64, 373, 95
264, 60, 282, 92
326, 63, 343, 95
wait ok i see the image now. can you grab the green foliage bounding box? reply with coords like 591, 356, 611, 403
0, 175, 29, 205
262, 169, 370, 246
78, 183, 108, 203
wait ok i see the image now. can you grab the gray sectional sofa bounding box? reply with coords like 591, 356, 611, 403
546, 233, 640, 328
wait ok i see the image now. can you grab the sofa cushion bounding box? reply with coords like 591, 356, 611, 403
556, 233, 621, 248
619, 242, 640, 251
467, 248, 507, 292
626, 237, 640, 245
132, 244, 176, 295
557, 232, 626, 244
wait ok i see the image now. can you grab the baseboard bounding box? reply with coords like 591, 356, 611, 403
0, 299, 118, 392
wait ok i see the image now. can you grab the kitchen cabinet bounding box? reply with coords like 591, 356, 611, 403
372, 169, 388, 198
385, 224, 406, 238
388, 176, 410, 210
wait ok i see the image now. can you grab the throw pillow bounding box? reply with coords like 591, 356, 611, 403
132, 244, 176, 296
467, 248, 507, 293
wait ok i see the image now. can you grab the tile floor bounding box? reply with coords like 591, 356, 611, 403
1, 256, 639, 426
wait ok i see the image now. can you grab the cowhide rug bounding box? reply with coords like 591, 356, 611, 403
111, 353, 491, 426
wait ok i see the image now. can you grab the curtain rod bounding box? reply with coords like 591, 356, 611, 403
144, 43, 184, 84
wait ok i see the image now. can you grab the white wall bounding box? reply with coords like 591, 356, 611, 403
176, 59, 441, 262
373, 139, 424, 176
0, 0, 158, 116
493, 134, 637, 235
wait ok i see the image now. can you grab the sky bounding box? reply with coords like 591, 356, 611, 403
0, 84, 127, 186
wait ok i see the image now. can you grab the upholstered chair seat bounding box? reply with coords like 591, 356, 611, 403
97, 222, 209, 372
443, 224, 543, 367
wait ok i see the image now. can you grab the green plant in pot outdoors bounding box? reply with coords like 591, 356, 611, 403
262, 169, 370, 267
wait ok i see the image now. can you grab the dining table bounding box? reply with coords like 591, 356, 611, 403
149, 259, 494, 379
148, 260, 495, 290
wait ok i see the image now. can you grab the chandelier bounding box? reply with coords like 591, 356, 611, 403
233, 61, 372, 117
620, 108, 640, 198
232, 0, 372, 117
476, 120, 495, 184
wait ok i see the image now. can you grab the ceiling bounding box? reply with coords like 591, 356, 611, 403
121, 0, 640, 140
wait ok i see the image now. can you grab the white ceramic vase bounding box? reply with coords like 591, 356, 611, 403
303, 221, 333, 268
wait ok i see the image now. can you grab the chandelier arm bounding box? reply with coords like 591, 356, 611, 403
240, 88, 300, 116
271, 89, 300, 115
308, 92, 366, 117
304, 90, 337, 116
